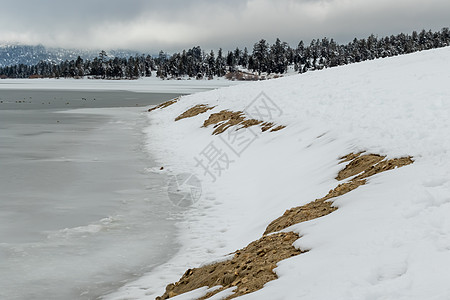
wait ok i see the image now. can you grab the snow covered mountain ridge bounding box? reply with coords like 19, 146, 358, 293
105, 46, 450, 299
0, 44, 138, 67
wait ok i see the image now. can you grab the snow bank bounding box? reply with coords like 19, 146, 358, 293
105, 47, 450, 299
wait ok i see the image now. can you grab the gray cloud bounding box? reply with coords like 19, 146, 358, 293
0, 0, 448, 53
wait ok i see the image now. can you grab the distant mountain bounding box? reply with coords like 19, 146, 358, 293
0, 44, 141, 67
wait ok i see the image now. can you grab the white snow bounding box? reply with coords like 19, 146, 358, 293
166, 286, 235, 300
104, 46, 450, 299
0, 76, 243, 94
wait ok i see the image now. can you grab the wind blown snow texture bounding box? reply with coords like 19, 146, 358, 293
105, 47, 450, 299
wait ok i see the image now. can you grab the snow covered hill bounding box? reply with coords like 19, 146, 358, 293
105, 46, 450, 300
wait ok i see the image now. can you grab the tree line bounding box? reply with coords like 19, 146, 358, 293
0, 28, 449, 80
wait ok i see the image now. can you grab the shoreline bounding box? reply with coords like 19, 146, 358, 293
104, 46, 450, 299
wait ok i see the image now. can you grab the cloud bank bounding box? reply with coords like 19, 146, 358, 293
1, 0, 449, 52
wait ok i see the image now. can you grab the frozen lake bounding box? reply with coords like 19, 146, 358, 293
0, 90, 182, 299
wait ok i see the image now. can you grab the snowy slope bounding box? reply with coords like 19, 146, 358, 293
105, 46, 450, 299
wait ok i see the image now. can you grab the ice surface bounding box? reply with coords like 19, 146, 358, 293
0, 98, 179, 299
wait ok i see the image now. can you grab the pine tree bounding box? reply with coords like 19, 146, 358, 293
215, 48, 225, 77
240, 47, 249, 68
226, 51, 235, 71
252, 39, 269, 74
233, 47, 241, 65
270, 38, 287, 74
207, 50, 215, 78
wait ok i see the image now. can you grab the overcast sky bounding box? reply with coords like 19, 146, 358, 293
0, 0, 449, 53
